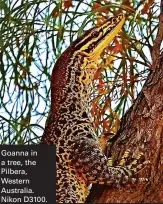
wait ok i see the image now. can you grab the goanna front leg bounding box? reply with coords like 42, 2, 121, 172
73, 138, 138, 186
118, 149, 150, 183
97, 134, 150, 179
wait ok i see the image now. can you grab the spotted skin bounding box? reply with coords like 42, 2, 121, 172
41, 14, 137, 203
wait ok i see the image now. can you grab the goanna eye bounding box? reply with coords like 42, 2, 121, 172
92, 31, 99, 37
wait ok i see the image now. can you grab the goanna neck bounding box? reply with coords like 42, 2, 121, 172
50, 44, 93, 120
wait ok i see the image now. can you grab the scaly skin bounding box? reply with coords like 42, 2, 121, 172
41, 14, 136, 203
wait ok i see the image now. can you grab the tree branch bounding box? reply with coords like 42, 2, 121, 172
152, 0, 163, 69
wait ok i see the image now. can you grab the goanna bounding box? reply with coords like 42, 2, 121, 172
41, 14, 139, 203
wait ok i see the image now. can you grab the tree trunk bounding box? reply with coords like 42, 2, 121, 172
87, 55, 163, 203
86, 11, 163, 203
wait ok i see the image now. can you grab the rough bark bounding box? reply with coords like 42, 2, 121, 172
86, 4, 163, 203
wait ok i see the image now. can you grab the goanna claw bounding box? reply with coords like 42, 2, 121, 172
119, 149, 131, 166
131, 177, 150, 183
